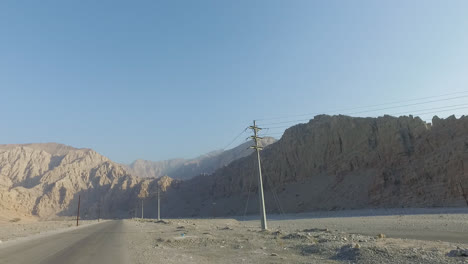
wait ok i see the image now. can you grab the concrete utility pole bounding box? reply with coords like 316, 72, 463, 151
76, 195, 81, 227
98, 203, 101, 222
141, 199, 144, 219
157, 187, 161, 221
249, 120, 268, 230
134, 203, 137, 219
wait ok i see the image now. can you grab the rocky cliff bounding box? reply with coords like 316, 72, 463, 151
0, 143, 144, 219
158, 115, 468, 217
127, 137, 276, 180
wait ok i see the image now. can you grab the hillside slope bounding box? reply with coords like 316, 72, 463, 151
157, 115, 468, 217
0, 143, 143, 219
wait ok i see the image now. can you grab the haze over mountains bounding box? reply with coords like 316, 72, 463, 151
126, 137, 276, 180
1, 114, 468, 220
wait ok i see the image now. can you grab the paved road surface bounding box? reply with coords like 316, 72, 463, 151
0, 220, 128, 264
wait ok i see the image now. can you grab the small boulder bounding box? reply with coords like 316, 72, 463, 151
448, 248, 468, 257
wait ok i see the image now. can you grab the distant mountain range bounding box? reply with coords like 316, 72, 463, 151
125, 137, 277, 180
0, 138, 276, 220
2, 115, 468, 220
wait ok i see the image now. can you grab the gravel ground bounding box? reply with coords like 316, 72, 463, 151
126, 214, 468, 264
2, 208, 468, 263
241, 208, 468, 244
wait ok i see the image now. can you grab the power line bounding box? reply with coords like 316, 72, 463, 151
258, 104, 468, 131
256, 91, 468, 123
222, 127, 248, 150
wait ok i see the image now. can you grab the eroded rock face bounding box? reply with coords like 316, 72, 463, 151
0, 143, 143, 219
160, 115, 468, 217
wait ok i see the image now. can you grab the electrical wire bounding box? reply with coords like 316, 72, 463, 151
256, 91, 468, 124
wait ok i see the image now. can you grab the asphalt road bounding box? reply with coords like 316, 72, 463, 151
0, 220, 129, 264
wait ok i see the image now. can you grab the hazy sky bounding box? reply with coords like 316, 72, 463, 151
1, 0, 468, 163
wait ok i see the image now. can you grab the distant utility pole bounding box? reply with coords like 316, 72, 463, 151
134, 202, 137, 219
76, 195, 81, 227
98, 202, 101, 222
141, 198, 144, 219
249, 120, 268, 230
157, 187, 161, 221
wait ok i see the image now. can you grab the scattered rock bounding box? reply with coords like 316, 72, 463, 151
377, 233, 386, 239
448, 247, 468, 257
303, 228, 327, 232
282, 232, 308, 240
354, 243, 360, 249
271, 253, 278, 257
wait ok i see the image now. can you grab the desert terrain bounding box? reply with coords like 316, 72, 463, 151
2, 208, 468, 264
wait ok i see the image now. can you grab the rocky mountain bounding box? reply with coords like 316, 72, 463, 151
127, 137, 276, 180
0, 143, 144, 219
3, 115, 468, 220
157, 115, 468, 217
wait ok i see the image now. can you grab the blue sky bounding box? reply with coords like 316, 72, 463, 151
1, 0, 468, 163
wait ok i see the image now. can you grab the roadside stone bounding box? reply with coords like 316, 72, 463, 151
282, 232, 308, 240
377, 233, 386, 239
448, 247, 468, 257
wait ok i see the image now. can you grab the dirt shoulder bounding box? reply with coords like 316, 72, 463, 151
0, 218, 101, 243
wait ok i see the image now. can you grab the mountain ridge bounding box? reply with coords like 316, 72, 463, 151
126, 137, 276, 180
156, 114, 468, 217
